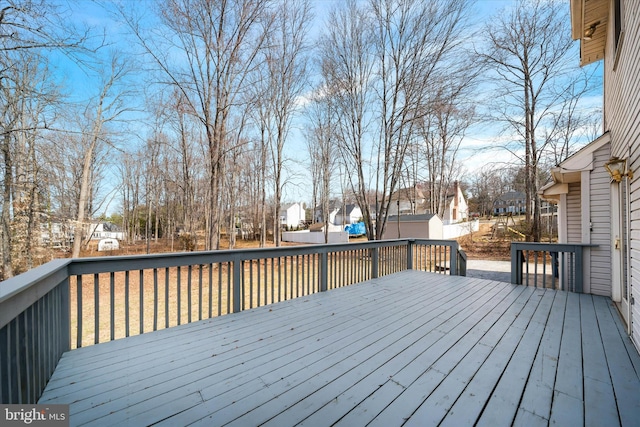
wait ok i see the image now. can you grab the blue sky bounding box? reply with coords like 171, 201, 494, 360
52, 0, 603, 209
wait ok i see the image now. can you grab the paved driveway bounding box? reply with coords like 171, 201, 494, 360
465, 260, 511, 283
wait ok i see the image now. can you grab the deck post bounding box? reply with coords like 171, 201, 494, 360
511, 245, 522, 284
233, 258, 241, 313
61, 277, 70, 352
371, 247, 379, 279
575, 245, 584, 293
320, 252, 328, 292
449, 244, 457, 276
407, 240, 414, 270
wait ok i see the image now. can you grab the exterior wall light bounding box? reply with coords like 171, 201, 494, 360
584, 21, 600, 41
604, 157, 634, 182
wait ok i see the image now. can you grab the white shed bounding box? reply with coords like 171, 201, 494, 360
381, 214, 443, 240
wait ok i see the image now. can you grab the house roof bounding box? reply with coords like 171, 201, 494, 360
336, 204, 361, 215
314, 200, 341, 211
282, 203, 300, 210
308, 222, 325, 232
386, 214, 439, 222
496, 191, 525, 202
570, 0, 608, 66
390, 186, 426, 201
541, 132, 611, 202
549, 132, 610, 184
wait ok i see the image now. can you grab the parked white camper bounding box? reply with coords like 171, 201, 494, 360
98, 238, 119, 251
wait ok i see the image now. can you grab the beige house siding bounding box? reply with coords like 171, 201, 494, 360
566, 183, 582, 243
603, 0, 640, 347
590, 143, 612, 296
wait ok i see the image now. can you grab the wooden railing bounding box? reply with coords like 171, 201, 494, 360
510, 242, 595, 292
0, 238, 465, 404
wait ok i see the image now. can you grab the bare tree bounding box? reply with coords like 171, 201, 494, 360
0, 51, 58, 274
72, 53, 132, 257
319, 0, 375, 238
318, 0, 471, 239
467, 165, 513, 217
305, 87, 337, 243
247, 81, 272, 246
120, 0, 272, 250
166, 89, 203, 247
368, 0, 471, 239
262, 0, 311, 246
544, 68, 601, 165
0, 0, 93, 278
479, 0, 580, 241
420, 69, 477, 218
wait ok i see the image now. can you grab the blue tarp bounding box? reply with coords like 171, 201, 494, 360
344, 222, 366, 236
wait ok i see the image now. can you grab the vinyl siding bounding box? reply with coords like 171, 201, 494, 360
603, 0, 640, 347
566, 183, 582, 244
590, 144, 612, 296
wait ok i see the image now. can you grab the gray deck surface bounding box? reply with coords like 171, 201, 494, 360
39, 270, 640, 426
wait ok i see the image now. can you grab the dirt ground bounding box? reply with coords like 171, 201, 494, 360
455, 221, 513, 261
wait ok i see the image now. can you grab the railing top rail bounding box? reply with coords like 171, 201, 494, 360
410, 239, 460, 247
67, 239, 460, 275
0, 258, 71, 329
511, 242, 598, 251
0, 258, 71, 303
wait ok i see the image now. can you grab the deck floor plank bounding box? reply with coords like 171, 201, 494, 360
74, 273, 472, 426
169, 277, 501, 427
549, 291, 584, 426
368, 284, 532, 427
69, 274, 458, 425
35, 270, 640, 427
514, 290, 567, 423
580, 294, 620, 427
474, 289, 555, 427
436, 287, 544, 427
282, 282, 517, 427
592, 295, 640, 426
50, 275, 433, 398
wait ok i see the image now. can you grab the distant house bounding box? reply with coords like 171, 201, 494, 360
39, 221, 74, 248
388, 181, 467, 224
313, 200, 341, 225
334, 204, 363, 225
388, 185, 426, 216
442, 181, 468, 225
90, 222, 124, 240
280, 202, 306, 228
381, 214, 443, 240
493, 191, 527, 215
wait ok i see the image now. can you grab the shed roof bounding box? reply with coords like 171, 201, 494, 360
386, 214, 439, 222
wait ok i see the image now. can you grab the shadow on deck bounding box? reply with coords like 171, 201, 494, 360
39, 270, 640, 426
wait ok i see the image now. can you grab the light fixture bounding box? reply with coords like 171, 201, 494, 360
584, 21, 600, 41
604, 157, 634, 182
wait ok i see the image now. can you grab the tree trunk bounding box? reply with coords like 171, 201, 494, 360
72, 142, 96, 258
2, 133, 14, 279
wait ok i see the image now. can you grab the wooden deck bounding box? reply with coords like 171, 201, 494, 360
39, 270, 640, 426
